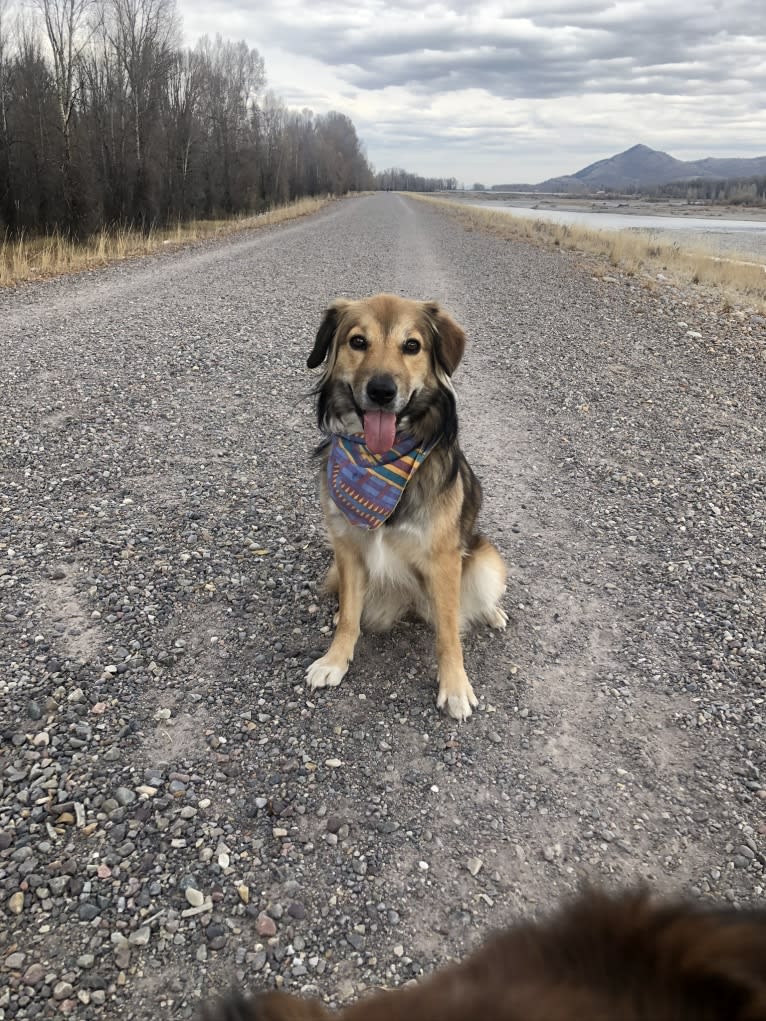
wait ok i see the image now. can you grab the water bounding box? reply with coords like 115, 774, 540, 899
458, 199, 766, 236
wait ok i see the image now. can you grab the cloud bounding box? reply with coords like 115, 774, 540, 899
176, 0, 766, 182
246, 1, 766, 98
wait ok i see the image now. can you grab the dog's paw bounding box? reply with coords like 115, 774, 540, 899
306, 655, 348, 690
487, 606, 508, 630
437, 676, 478, 721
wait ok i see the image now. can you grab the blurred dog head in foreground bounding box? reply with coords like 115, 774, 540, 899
200, 887, 766, 1021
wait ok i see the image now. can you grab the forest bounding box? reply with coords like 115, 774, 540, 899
0, 0, 449, 238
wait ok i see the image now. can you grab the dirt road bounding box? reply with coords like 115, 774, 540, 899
1, 194, 765, 1018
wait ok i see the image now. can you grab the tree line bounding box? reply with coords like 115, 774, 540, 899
648, 176, 766, 207
376, 167, 457, 192
0, 0, 451, 238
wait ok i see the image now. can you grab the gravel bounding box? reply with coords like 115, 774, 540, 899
0, 194, 765, 1019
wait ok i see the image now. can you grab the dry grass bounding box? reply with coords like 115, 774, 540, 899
0, 195, 334, 287
410, 194, 766, 312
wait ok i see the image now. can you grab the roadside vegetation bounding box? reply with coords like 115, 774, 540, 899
412, 195, 766, 312
0, 195, 336, 285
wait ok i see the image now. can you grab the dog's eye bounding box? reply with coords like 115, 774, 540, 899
403, 338, 421, 354
349, 335, 368, 351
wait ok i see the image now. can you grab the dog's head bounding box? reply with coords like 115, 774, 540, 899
307, 294, 466, 451
199, 890, 766, 1021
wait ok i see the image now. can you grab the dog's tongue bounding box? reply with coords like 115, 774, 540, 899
364, 411, 397, 454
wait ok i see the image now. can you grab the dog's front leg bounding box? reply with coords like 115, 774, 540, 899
428, 548, 477, 721
306, 545, 365, 690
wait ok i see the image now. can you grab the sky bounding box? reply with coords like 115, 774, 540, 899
177, 1, 766, 186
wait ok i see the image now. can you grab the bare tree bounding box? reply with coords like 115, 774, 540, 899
0, 0, 12, 225
105, 0, 177, 220
161, 45, 210, 215
0, 0, 11, 155
196, 34, 264, 212
32, 0, 94, 225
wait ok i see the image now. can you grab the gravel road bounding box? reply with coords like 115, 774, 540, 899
1, 193, 765, 1019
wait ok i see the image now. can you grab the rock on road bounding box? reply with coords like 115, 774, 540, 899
1, 194, 765, 1018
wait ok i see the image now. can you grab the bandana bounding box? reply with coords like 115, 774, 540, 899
327, 432, 436, 530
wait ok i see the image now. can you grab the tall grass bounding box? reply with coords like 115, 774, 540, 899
410, 194, 766, 312
0, 195, 332, 287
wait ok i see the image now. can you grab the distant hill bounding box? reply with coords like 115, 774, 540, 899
493, 144, 766, 193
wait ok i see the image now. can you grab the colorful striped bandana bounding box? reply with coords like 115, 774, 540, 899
327, 432, 436, 530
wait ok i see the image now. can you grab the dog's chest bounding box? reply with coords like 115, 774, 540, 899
330, 508, 428, 586
362, 527, 417, 584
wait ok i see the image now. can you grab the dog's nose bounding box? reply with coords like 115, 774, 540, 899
366, 375, 397, 406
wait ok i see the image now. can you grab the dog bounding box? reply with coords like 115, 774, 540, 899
303, 294, 507, 720
200, 887, 766, 1021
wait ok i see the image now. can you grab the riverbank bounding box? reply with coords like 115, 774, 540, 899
413, 194, 766, 312
450, 191, 766, 223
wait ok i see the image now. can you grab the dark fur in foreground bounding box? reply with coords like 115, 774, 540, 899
200, 888, 766, 1021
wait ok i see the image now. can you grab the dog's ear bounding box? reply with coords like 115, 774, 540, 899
307, 299, 348, 369
425, 302, 466, 376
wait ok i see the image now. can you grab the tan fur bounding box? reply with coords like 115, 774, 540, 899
305, 294, 507, 720
331, 297, 434, 407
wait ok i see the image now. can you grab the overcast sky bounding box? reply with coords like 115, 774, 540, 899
177, 1, 766, 185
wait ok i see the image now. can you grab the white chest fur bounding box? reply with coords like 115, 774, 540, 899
326, 497, 430, 585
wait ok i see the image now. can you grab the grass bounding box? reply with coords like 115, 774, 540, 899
409, 194, 766, 312
0, 195, 334, 287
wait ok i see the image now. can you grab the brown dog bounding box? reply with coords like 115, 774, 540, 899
304, 294, 506, 720
200, 887, 766, 1021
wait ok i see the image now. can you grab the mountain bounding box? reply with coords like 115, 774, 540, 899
492, 144, 766, 193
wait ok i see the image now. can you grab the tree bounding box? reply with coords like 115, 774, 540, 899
33, 0, 93, 228
105, 0, 178, 222
0, 0, 13, 227
196, 34, 264, 213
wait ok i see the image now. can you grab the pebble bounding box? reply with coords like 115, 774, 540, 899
256, 912, 277, 937
22, 963, 46, 984
129, 926, 151, 946
185, 887, 205, 908
53, 981, 74, 1000
466, 857, 483, 876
